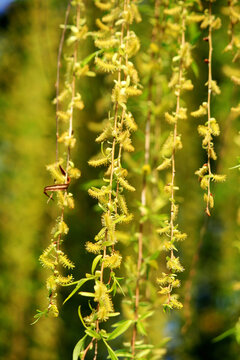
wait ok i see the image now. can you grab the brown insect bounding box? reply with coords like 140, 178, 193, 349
44, 165, 71, 201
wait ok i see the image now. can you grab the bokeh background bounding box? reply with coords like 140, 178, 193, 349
0, 1, 239, 359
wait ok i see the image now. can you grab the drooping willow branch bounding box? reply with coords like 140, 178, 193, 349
224, 0, 240, 114
206, 2, 214, 217
130, 0, 160, 356
192, 0, 226, 215
65, 1, 142, 359
34, 0, 84, 323
56, 0, 71, 162
182, 0, 232, 334
157, 1, 195, 311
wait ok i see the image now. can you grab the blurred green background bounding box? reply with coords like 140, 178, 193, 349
0, 1, 239, 359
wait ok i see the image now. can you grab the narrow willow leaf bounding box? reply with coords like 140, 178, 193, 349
108, 312, 121, 317
135, 344, 154, 350
81, 49, 104, 67
139, 311, 154, 321
235, 320, 240, 344
72, 335, 87, 360
103, 339, 118, 360
113, 277, 125, 296
212, 328, 235, 343
63, 277, 93, 304
78, 291, 95, 297
149, 251, 160, 260
229, 164, 240, 170
136, 320, 147, 336
31, 309, 48, 325
135, 349, 151, 358
107, 320, 133, 340
113, 350, 132, 358
91, 254, 102, 274
78, 306, 88, 329
85, 329, 101, 340
111, 319, 130, 328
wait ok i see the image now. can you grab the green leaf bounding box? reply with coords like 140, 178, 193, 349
79, 291, 95, 297
111, 319, 130, 328
136, 320, 147, 336
115, 278, 125, 295
229, 164, 240, 170
109, 275, 125, 296
212, 328, 235, 343
78, 306, 87, 329
108, 312, 120, 318
31, 309, 48, 325
85, 329, 101, 340
139, 301, 149, 307
88, 300, 94, 311
139, 311, 154, 321
135, 344, 154, 350
91, 254, 102, 274
235, 320, 240, 344
146, 251, 160, 261
63, 277, 93, 304
136, 349, 151, 358
163, 304, 172, 313
103, 339, 118, 360
113, 350, 132, 358
72, 335, 87, 360
81, 49, 104, 67
107, 320, 133, 340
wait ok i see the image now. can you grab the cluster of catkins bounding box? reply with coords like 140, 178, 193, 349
36, 0, 234, 358
39, 0, 86, 318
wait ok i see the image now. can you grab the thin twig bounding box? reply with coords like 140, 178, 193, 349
131, 78, 152, 357
206, 1, 213, 217
131, 0, 160, 356
81, 339, 94, 360
86, 2, 128, 357
56, 0, 72, 162
66, 4, 80, 176
45, 0, 72, 312
57, 5, 80, 259
116, 0, 130, 172
168, 7, 186, 303
93, 339, 98, 360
